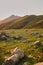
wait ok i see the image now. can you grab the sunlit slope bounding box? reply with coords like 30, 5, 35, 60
0, 15, 43, 29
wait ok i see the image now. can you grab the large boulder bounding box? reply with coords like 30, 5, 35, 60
3, 47, 24, 65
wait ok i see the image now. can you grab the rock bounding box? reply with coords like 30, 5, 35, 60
31, 32, 39, 35
23, 39, 31, 43
28, 55, 33, 59
12, 35, 22, 40
34, 62, 43, 65
3, 47, 24, 65
0, 32, 10, 41
23, 62, 30, 65
0, 32, 9, 37
38, 34, 43, 38
10, 47, 24, 59
34, 41, 42, 48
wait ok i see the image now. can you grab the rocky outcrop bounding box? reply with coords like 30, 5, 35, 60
3, 47, 24, 65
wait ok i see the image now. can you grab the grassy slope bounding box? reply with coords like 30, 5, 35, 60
0, 15, 43, 29
32, 20, 43, 28
0, 29, 43, 65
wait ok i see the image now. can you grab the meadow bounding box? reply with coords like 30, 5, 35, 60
0, 29, 43, 65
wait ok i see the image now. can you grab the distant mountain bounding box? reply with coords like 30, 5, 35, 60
0, 15, 20, 24
0, 15, 43, 29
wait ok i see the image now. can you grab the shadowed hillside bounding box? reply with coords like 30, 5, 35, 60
0, 15, 43, 29
32, 20, 43, 28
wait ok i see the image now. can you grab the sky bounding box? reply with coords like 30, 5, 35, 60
0, 0, 43, 19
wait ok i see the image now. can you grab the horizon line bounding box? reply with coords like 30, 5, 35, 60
0, 14, 43, 20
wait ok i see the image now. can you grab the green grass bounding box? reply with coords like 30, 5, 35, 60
0, 29, 43, 65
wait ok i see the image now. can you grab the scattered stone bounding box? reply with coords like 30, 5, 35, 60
31, 32, 39, 35
0, 32, 10, 41
28, 55, 33, 59
0, 32, 9, 37
34, 41, 42, 48
12, 35, 22, 40
23, 39, 31, 43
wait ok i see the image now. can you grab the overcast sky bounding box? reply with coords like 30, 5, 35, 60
0, 0, 43, 19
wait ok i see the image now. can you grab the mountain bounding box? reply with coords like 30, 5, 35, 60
0, 15, 43, 29
0, 15, 20, 24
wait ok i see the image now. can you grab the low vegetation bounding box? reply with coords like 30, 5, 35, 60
0, 29, 43, 65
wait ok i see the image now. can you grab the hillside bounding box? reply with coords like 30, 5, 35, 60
0, 15, 43, 29
32, 20, 43, 28
0, 15, 20, 25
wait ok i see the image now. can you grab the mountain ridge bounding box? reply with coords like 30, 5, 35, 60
0, 15, 20, 24
0, 15, 43, 29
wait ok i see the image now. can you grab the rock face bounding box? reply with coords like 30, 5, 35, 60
3, 47, 24, 65
34, 62, 43, 65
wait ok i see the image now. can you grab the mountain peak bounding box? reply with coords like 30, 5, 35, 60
9, 15, 20, 19
0, 15, 20, 24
